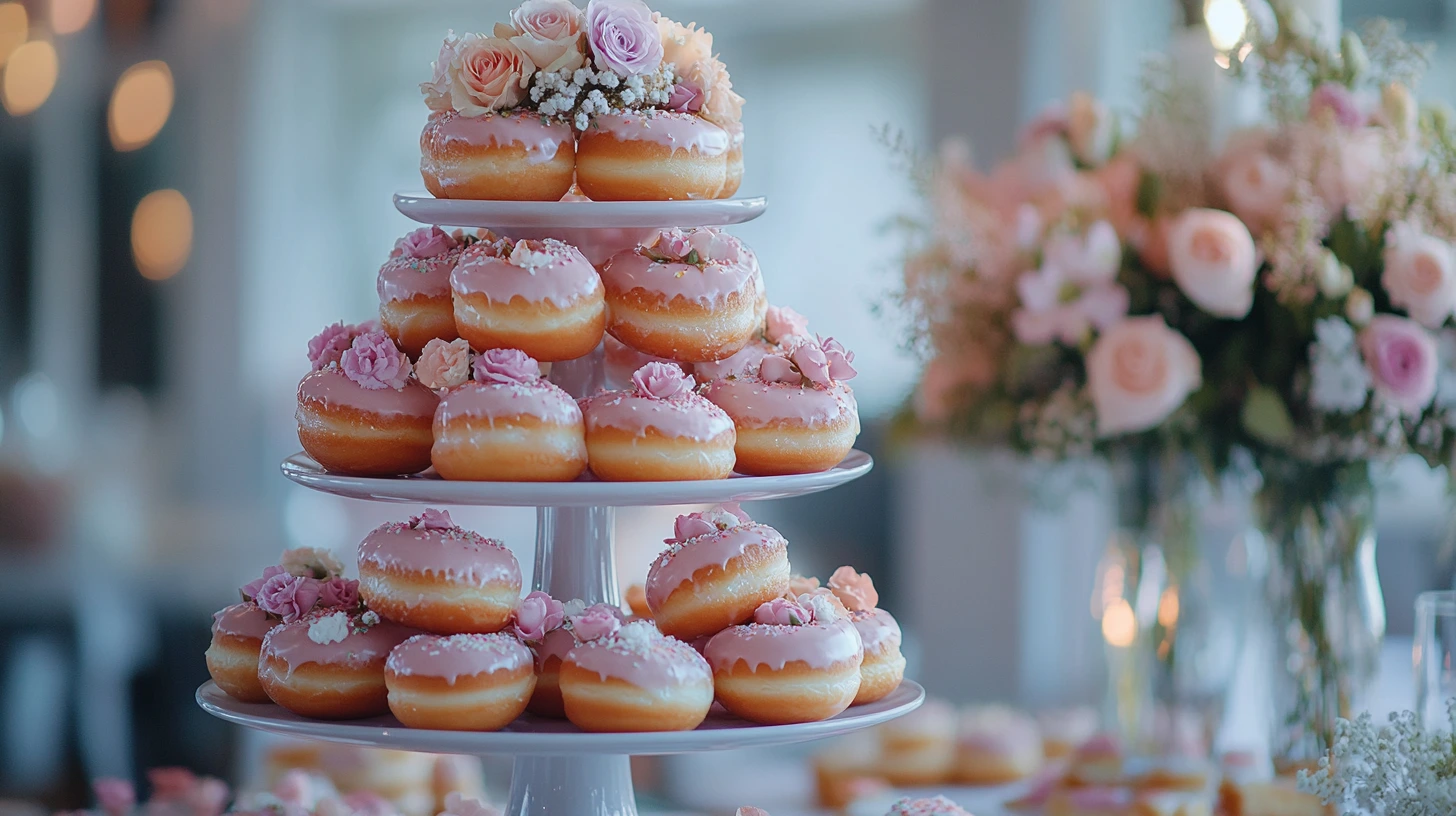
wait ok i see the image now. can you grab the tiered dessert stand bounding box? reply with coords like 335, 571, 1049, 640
196, 195, 924, 816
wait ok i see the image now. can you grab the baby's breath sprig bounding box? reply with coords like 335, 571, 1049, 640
1300, 701, 1456, 814
526, 63, 676, 131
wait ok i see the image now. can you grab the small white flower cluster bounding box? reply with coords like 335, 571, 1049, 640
1017, 383, 1096, 462
1308, 317, 1370, 414
528, 64, 676, 131
1301, 704, 1456, 814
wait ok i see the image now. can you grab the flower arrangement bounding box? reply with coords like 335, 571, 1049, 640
421, 0, 743, 131
239, 547, 361, 624
1299, 704, 1456, 814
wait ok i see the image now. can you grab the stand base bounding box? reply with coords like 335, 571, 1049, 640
506, 755, 637, 816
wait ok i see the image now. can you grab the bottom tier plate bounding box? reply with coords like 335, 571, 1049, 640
196, 679, 923, 756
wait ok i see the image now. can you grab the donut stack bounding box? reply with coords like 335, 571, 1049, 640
297, 225, 861, 480
206, 505, 906, 732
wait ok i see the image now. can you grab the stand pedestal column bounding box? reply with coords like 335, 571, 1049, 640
504, 755, 637, 816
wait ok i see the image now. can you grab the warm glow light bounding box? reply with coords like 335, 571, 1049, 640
1102, 599, 1137, 648
131, 189, 193, 280
109, 61, 173, 151
1205, 0, 1249, 52
0, 3, 26, 67
50, 0, 96, 35
2, 40, 58, 116
1157, 587, 1181, 628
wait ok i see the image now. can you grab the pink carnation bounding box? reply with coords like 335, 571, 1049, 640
569, 604, 623, 642
757, 355, 799, 384
340, 331, 411, 390
307, 322, 363, 371
411, 508, 455, 531
474, 348, 540, 385
818, 336, 858, 381
1309, 82, 1364, 129
241, 565, 286, 602
827, 566, 878, 612
394, 226, 458, 259
754, 598, 813, 626
416, 338, 472, 390
791, 342, 833, 387
513, 591, 566, 642
632, 361, 693, 399
317, 577, 360, 609
94, 778, 136, 816
764, 306, 809, 344
255, 574, 322, 623
1359, 315, 1438, 414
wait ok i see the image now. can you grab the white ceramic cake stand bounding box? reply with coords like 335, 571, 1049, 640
393, 193, 767, 229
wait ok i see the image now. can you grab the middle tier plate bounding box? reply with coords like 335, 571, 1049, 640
280, 449, 873, 507
394, 193, 767, 229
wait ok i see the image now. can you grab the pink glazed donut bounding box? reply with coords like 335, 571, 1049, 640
420, 110, 575, 201
257, 609, 418, 720
574, 111, 729, 201
385, 633, 535, 731
450, 237, 605, 362
560, 620, 714, 732
357, 509, 522, 635
580, 362, 735, 481
526, 626, 576, 719
206, 602, 278, 703
377, 227, 472, 357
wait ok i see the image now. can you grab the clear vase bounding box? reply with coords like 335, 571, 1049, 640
1097, 452, 1260, 757
1256, 461, 1385, 770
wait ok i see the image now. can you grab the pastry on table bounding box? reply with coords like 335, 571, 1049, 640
1217, 777, 1333, 816
954, 704, 1044, 785
875, 697, 957, 786
384, 633, 536, 731
1066, 733, 1126, 786
449, 237, 605, 362
257, 608, 419, 720
1046, 787, 1137, 816
1038, 705, 1100, 759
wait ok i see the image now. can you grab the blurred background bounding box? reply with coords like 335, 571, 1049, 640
2, 0, 1456, 812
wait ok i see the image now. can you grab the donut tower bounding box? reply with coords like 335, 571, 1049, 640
197, 3, 923, 815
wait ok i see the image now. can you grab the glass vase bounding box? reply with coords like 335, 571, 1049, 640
1256, 461, 1384, 771
1097, 452, 1260, 758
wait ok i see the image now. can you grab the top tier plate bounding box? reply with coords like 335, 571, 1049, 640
394, 193, 767, 229
281, 450, 872, 507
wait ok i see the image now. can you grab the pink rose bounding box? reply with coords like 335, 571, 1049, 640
241, 565, 285, 601
569, 604, 623, 641
817, 336, 858, 381
416, 338, 473, 390
341, 331, 412, 390
94, 778, 136, 816
1086, 316, 1202, 436
1359, 315, 1438, 414
449, 34, 534, 117
1167, 208, 1258, 319
632, 361, 693, 399
318, 577, 360, 609
1310, 126, 1388, 216
421, 33, 461, 112
1382, 222, 1456, 329
670, 513, 718, 543
509, 0, 586, 75
666, 81, 704, 113
474, 347, 540, 385
757, 355, 799, 384
256, 574, 322, 623
513, 591, 566, 641
754, 598, 813, 626
651, 228, 695, 260
147, 768, 198, 801
585, 0, 662, 77
394, 226, 457, 259
1309, 82, 1364, 129
764, 305, 809, 344
307, 322, 363, 371
827, 566, 878, 612
791, 342, 833, 387
411, 508, 455, 530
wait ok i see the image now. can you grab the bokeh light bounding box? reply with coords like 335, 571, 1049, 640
50, 0, 96, 35
1101, 598, 1137, 648
2, 40, 58, 116
131, 189, 193, 281
109, 61, 174, 151
1205, 0, 1248, 52
0, 3, 26, 67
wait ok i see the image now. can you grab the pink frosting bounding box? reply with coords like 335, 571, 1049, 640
646, 523, 785, 609
341, 331, 412, 390
260, 611, 417, 675
358, 519, 520, 587
426, 110, 570, 165
693, 341, 768, 383
297, 367, 439, 418
385, 633, 533, 684
378, 242, 465, 303
451, 239, 600, 309
631, 362, 694, 399
850, 608, 902, 654
212, 602, 276, 640
475, 348, 541, 385
588, 111, 729, 156
704, 617, 864, 672
580, 388, 733, 442
599, 243, 758, 307
435, 379, 583, 427
702, 376, 858, 429
565, 621, 712, 689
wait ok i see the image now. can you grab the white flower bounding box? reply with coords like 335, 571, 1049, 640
1382, 221, 1456, 329
508, 240, 555, 270
562, 599, 587, 617
797, 592, 840, 623
307, 612, 350, 645
1310, 317, 1371, 414
279, 547, 344, 579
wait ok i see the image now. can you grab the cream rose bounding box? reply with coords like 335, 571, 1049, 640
1382, 221, 1456, 329
508, 0, 585, 75
1066, 91, 1115, 166
421, 33, 461, 112
448, 34, 535, 116
1218, 135, 1291, 237
686, 55, 743, 127
1086, 316, 1202, 436
1167, 208, 1258, 319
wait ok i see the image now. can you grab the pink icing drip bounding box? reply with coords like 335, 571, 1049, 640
702, 377, 858, 428
850, 608, 902, 654
260, 613, 417, 673
566, 627, 713, 690
429, 110, 569, 165
645, 524, 786, 609
450, 242, 601, 309
377, 244, 464, 303
532, 626, 577, 671
358, 522, 521, 587
435, 380, 583, 427
212, 602, 276, 640
589, 112, 729, 156
297, 367, 439, 418
693, 341, 769, 383
581, 390, 733, 442
703, 617, 864, 672
600, 246, 757, 306
385, 633, 533, 684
